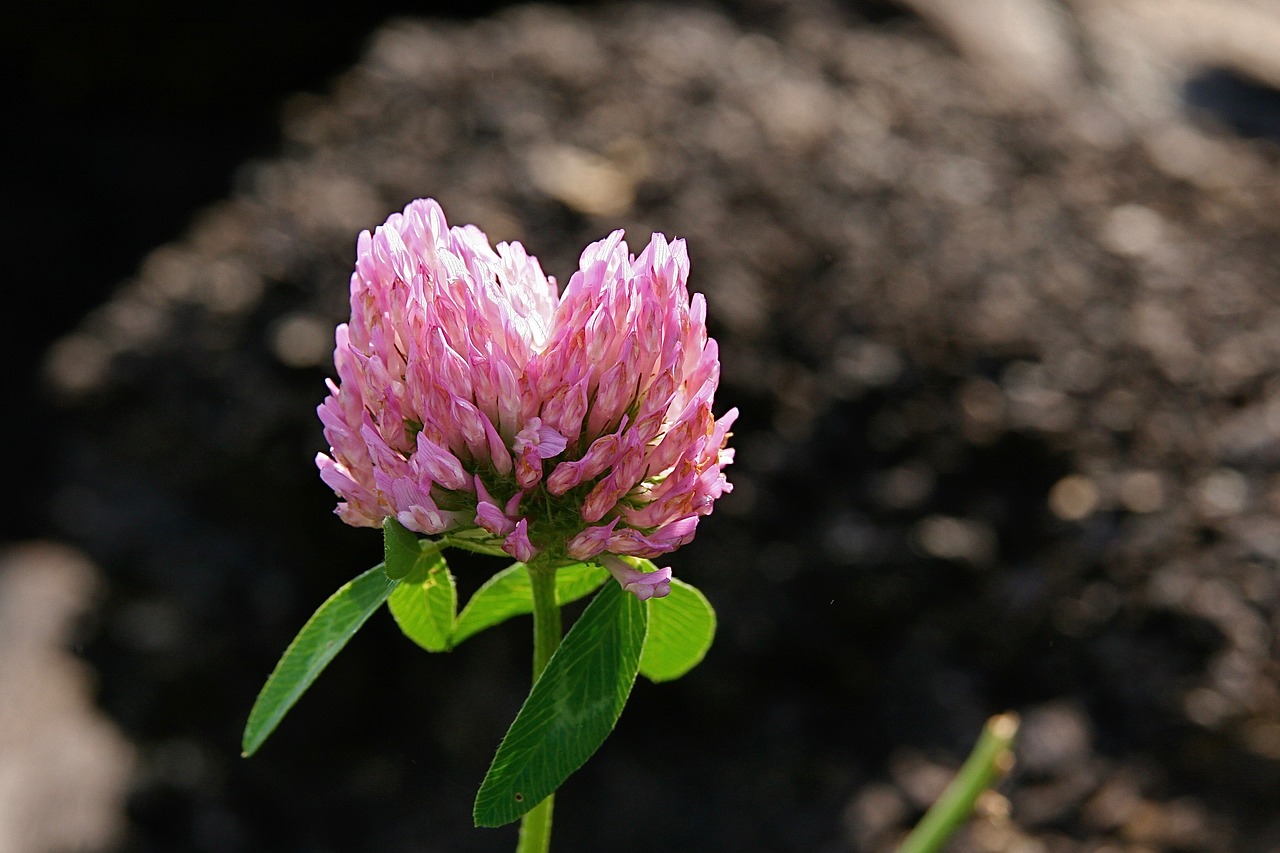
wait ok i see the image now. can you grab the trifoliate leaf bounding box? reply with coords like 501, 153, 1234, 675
639, 576, 716, 682
388, 543, 456, 652
243, 565, 397, 756
473, 581, 647, 827
452, 562, 607, 647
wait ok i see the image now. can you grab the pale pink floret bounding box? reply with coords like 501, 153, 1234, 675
600, 555, 672, 602
504, 519, 536, 563
513, 417, 569, 490
316, 198, 735, 598
566, 519, 620, 561
474, 476, 516, 537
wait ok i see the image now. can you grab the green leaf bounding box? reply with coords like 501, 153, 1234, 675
388, 543, 456, 652
473, 581, 647, 827
383, 516, 421, 580
452, 562, 608, 647
639, 576, 717, 682
242, 565, 397, 757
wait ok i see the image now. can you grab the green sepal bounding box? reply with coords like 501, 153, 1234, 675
439, 530, 510, 558
452, 562, 607, 647
473, 581, 647, 827
242, 564, 397, 757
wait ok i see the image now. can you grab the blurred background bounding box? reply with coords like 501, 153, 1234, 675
7, 0, 1280, 850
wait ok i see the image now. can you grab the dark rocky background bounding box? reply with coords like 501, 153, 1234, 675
8, 0, 1280, 851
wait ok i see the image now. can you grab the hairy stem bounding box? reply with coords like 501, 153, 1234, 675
516, 560, 562, 853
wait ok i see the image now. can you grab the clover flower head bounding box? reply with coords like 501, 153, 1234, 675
317, 199, 736, 597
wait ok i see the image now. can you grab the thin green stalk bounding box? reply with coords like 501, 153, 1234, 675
897, 712, 1020, 853
516, 560, 562, 853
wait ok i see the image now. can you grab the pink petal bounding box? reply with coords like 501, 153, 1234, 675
599, 555, 672, 600
503, 519, 537, 563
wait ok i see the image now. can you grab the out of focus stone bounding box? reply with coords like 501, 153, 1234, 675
0, 543, 133, 853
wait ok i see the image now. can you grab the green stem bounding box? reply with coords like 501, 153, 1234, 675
896, 712, 1020, 853
516, 560, 562, 853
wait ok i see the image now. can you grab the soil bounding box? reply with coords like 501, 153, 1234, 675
22, 1, 1280, 850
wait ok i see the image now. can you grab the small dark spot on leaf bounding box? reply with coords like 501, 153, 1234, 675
514, 792, 524, 801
